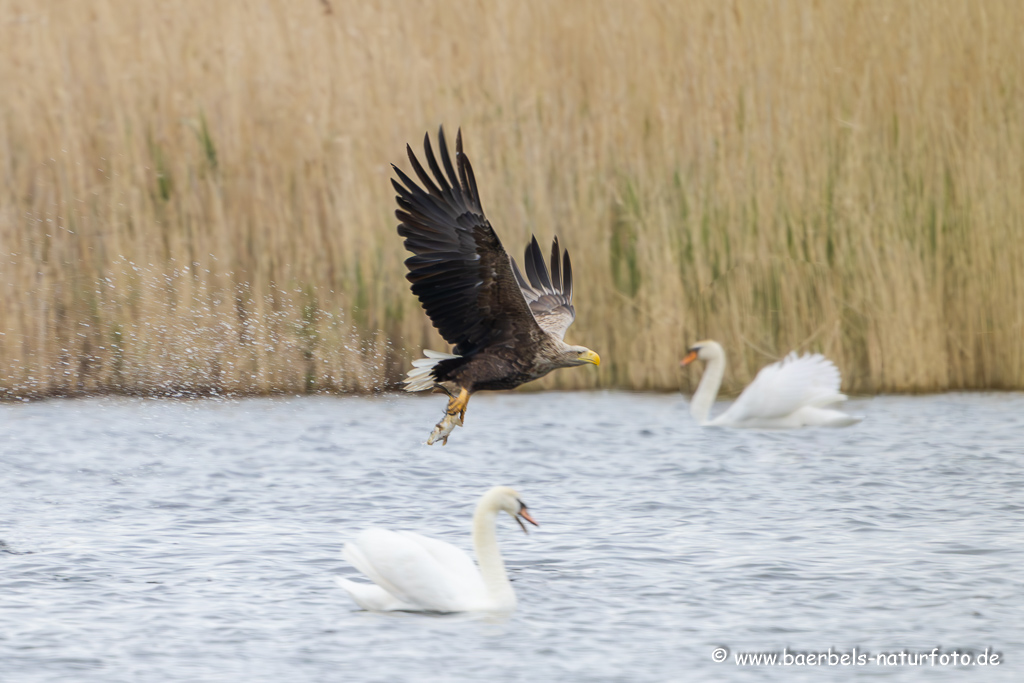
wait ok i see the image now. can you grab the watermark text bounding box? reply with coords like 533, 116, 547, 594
711, 646, 1001, 667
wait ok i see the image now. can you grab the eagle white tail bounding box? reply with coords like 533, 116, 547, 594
403, 349, 461, 392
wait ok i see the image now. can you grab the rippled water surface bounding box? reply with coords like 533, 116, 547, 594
2, 392, 1023, 682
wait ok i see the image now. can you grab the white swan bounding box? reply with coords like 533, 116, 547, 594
680, 340, 861, 428
336, 486, 538, 613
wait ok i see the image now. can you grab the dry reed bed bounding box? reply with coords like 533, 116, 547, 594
1, 0, 1022, 398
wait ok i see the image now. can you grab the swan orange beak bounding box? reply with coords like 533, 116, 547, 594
515, 508, 539, 534
680, 350, 699, 367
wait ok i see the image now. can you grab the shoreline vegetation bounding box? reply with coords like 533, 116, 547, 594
2, 1, 1022, 399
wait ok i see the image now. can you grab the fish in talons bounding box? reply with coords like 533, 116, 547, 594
427, 388, 469, 445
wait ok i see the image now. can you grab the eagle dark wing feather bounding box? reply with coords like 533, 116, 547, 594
524, 236, 554, 291
510, 235, 577, 340
562, 247, 573, 303
395, 128, 542, 357
549, 239, 562, 291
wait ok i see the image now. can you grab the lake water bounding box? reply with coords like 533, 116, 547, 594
1, 392, 1022, 682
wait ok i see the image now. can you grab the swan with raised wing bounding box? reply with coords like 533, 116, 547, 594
336, 486, 538, 613
681, 340, 861, 428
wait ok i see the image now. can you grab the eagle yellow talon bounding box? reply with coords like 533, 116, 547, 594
446, 388, 470, 422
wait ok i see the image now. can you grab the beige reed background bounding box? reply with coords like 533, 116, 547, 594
1, 0, 1022, 398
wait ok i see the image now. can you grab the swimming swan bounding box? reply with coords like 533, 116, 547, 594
681, 340, 861, 428
336, 486, 538, 612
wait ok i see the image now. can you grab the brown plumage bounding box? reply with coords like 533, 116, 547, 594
393, 127, 600, 444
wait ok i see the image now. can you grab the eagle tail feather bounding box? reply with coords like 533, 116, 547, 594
403, 349, 462, 392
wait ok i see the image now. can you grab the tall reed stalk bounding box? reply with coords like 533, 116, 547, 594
1, 0, 1022, 397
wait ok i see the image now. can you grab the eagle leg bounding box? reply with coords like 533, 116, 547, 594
448, 388, 470, 421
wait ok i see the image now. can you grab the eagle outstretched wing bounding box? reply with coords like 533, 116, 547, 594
392, 127, 544, 357
511, 236, 576, 340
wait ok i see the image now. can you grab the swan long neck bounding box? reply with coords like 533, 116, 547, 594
471, 500, 515, 605
690, 350, 726, 425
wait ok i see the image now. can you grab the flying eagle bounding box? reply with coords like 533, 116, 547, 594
392, 128, 600, 444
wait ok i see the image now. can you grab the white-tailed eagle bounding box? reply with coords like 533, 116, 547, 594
392, 128, 600, 444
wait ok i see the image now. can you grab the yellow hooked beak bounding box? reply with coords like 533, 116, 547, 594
580, 350, 601, 366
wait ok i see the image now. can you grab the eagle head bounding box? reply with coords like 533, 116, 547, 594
560, 344, 601, 367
